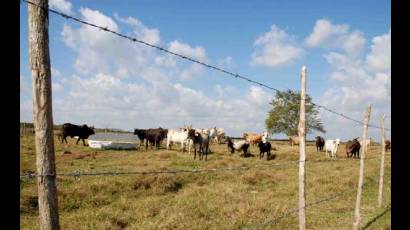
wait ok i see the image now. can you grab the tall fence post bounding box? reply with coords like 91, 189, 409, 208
377, 114, 386, 208
298, 66, 307, 230
28, 0, 60, 229
352, 105, 372, 230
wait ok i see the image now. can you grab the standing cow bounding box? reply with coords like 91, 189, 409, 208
346, 138, 361, 158
61, 123, 95, 146
324, 139, 340, 158
315, 136, 325, 152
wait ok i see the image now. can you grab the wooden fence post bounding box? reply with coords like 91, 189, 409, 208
298, 66, 307, 230
352, 105, 372, 230
28, 0, 60, 229
377, 114, 386, 208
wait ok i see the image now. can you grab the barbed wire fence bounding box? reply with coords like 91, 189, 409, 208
20, 156, 386, 180
20, 0, 391, 133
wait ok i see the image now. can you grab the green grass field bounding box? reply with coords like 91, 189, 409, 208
20, 134, 391, 229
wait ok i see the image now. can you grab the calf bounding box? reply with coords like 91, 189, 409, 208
61, 123, 95, 146
324, 139, 340, 158
227, 137, 250, 157
258, 141, 272, 160
187, 129, 210, 161
346, 138, 361, 158
315, 136, 325, 152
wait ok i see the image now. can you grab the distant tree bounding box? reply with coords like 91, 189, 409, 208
265, 90, 326, 136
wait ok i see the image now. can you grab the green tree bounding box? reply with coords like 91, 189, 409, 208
265, 90, 326, 136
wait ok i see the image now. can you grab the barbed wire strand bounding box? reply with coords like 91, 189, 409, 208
20, 156, 381, 180
20, 0, 391, 132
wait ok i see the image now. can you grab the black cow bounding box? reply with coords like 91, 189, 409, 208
61, 123, 95, 146
258, 141, 272, 160
133, 127, 168, 150
346, 138, 361, 158
315, 136, 325, 152
134, 129, 147, 149
187, 129, 210, 161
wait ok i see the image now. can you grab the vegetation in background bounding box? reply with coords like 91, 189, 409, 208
265, 90, 326, 136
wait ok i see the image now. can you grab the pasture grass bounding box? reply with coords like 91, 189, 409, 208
20, 134, 391, 229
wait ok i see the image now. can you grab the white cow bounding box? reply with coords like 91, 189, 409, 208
262, 131, 270, 143
166, 129, 190, 152
324, 139, 340, 158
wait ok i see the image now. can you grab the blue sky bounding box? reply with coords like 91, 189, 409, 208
20, 0, 391, 140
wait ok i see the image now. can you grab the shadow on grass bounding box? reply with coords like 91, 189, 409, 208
362, 205, 391, 230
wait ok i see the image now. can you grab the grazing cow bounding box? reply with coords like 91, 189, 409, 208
166, 128, 190, 152
324, 139, 340, 158
61, 123, 95, 146
315, 136, 325, 152
385, 139, 391, 152
289, 135, 299, 146
243, 133, 263, 145
226, 137, 250, 157
187, 129, 210, 161
359, 138, 372, 150
258, 141, 272, 160
346, 138, 361, 158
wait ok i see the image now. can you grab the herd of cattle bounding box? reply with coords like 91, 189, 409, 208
52, 123, 391, 161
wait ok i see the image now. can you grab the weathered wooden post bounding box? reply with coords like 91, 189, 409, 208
28, 0, 60, 229
377, 114, 386, 208
352, 105, 372, 230
298, 66, 307, 230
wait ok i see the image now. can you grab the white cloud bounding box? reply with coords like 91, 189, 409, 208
366, 30, 391, 73
318, 30, 391, 140
305, 19, 366, 57
251, 25, 303, 68
53, 8, 274, 135
50, 72, 273, 135
49, 0, 72, 15
305, 19, 348, 47
114, 14, 160, 45
168, 40, 207, 62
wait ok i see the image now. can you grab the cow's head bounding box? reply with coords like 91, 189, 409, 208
335, 138, 340, 145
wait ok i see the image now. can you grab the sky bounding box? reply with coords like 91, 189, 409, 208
20, 0, 391, 141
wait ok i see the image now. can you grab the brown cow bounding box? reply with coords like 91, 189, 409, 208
289, 135, 299, 146
346, 138, 361, 158
385, 139, 391, 152
243, 133, 262, 145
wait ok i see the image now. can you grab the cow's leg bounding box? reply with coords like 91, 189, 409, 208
76, 137, 80, 145
82, 138, 86, 146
